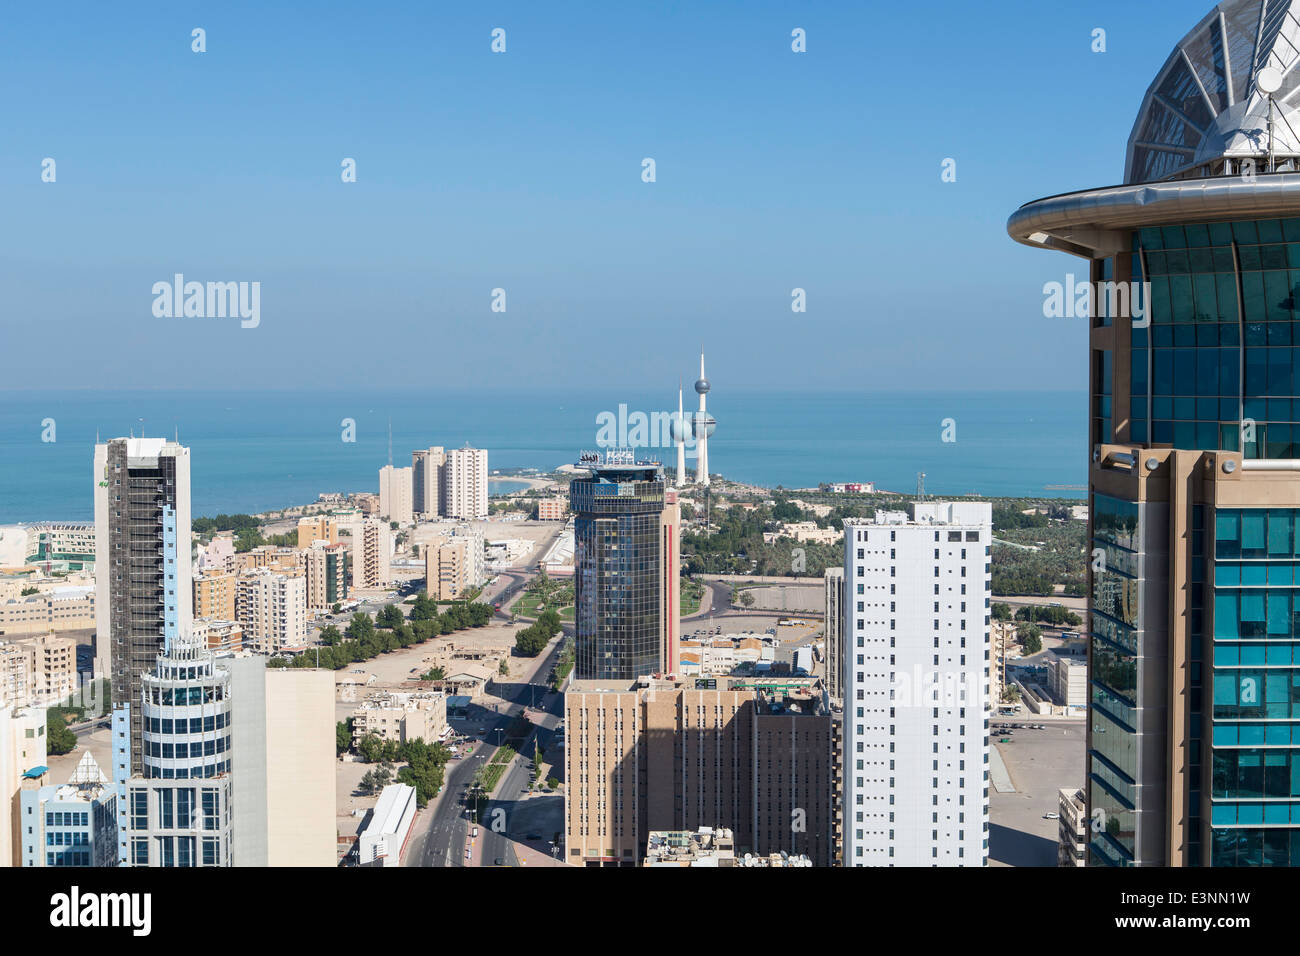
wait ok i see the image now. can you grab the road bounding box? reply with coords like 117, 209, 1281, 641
405, 635, 565, 867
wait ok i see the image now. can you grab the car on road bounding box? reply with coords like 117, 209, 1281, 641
1043, 812, 1060, 820
494, 857, 506, 866
998, 737, 1012, 743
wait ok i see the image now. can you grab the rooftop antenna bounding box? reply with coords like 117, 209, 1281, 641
916, 472, 926, 500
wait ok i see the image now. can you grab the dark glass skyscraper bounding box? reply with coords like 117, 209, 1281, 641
1010, 0, 1300, 866
570, 451, 678, 681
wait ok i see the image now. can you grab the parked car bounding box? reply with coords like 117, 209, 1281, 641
1043, 812, 1060, 820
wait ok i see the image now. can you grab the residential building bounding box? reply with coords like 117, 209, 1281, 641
1047, 656, 1087, 711
1006, 0, 1300, 866
358, 783, 417, 867
24, 634, 76, 707
0, 703, 46, 867
296, 515, 338, 549
351, 519, 392, 590
379, 465, 414, 525
1059, 787, 1088, 868
0, 641, 33, 708
537, 498, 566, 522
442, 447, 488, 520
351, 691, 447, 745
304, 541, 349, 611
842, 502, 992, 867
94, 437, 192, 774
232, 546, 302, 574
236, 570, 307, 656
193, 570, 237, 621
191, 619, 243, 653
19, 753, 118, 867
426, 537, 471, 601
824, 567, 845, 706
570, 452, 680, 681
196, 535, 236, 574
412, 447, 446, 519
564, 675, 832, 866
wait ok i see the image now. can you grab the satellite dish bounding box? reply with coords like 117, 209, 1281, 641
1259, 66, 1283, 95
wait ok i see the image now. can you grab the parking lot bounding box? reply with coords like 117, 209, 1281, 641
988, 718, 1086, 867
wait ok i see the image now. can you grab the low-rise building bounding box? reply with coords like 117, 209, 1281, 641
19, 752, 118, 867
351, 691, 447, 745
297, 515, 338, 549
357, 783, 417, 867
0, 586, 95, 637
1047, 656, 1087, 711
537, 498, 566, 522
645, 827, 736, 867
192, 618, 244, 653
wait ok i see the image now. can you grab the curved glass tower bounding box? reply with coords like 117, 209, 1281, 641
1010, 0, 1300, 866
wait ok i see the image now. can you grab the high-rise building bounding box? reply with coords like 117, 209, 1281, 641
442, 447, 488, 520
841, 502, 992, 867
0, 703, 46, 867
1007, 0, 1300, 867
378, 464, 414, 525
193, 569, 237, 621
351, 518, 392, 590
412, 446, 446, 518
564, 675, 832, 866
94, 437, 192, 775
296, 515, 338, 550
304, 541, 349, 611
824, 566, 845, 706
570, 451, 679, 681
235, 569, 307, 655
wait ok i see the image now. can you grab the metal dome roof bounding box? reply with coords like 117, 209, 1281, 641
1126, 0, 1300, 184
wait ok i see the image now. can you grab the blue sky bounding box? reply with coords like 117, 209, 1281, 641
0, 0, 1204, 393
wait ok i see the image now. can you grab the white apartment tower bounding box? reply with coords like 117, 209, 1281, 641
352, 518, 393, 589
841, 501, 992, 867
378, 465, 414, 525
411, 446, 446, 518
442, 447, 488, 520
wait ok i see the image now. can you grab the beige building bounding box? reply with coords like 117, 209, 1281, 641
379, 465, 414, 525
194, 569, 237, 621
823, 567, 844, 706
265, 668, 335, 866
537, 498, 566, 522
233, 546, 303, 574
352, 691, 447, 745
1058, 788, 1088, 867
412, 447, 446, 518
1047, 656, 1087, 711
297, 515, 338, 549
352, 519, 392, 589
0, 703, 46, 866
426, 537, 469, 600
0, 642, 34, 708
0, 586, 95, 637
304, 541, 350, 611
442, 447, 488, 520
236, 570, 308, 655
192, 618, 243, 653
564, 676, 832, 867
24, 634, 75, 706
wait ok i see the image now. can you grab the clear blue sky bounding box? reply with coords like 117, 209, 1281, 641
0, 0, 1202, 393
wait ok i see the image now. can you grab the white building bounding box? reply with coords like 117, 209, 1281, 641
236, 570, 307, 655
842, 501, 992, 867
358, 783, 417, 867
379, 465, 414, 525
352, 519, 393, 589
412, 447, 446, 519
442, 448, 488, 520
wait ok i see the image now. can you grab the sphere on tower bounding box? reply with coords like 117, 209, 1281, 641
670, 411, 692, 443
694, 377, 710, 395
692, 410, 717, 439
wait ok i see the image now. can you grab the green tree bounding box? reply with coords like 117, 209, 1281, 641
739, 591, 756, 608
336, 719, 353, 756
991, 602, 1012, 621
358, 733, 384, 764
498, 657, 510, 676
1020, 623, 1043, 655
45, 710, 77, 756
346, 611, 375, 642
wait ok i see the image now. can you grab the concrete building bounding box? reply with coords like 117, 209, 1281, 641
1006, 0, 1300, 866
236, 570, 307, 656
25, 523, 97, 572
351, 519, 392, 590
19, 753, 118, 867
412, 447, 446, 519
304, 541, 349, 611
442, 447, 488, 520
426, 537, 472, 601
645, 827, 735, 867
94, 437, 192, 774
842, 502, 992, 867
232, 546, 302, 574
570, 452, 680, 681
296, 515, 338, 549
0, 703, 46, 867
0, 586, 96, 638
564, 675, 832, 866
537, 498, 566, 522
824, 567, 845, 706
196, 535, 236, 574
8, 634, 76, 707
193, 570, 237, 621
1058, 787, 1088, 868
351, 691, 447, 745
358, 783, 417, 867
1047, 656, 1087, 712
0, 641, 34, 708
191, 619, 243, 654
379, 464, 414, 525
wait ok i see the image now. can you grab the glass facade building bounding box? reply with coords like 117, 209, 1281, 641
570, 454, 671, 681
1011, 0, 1300, 866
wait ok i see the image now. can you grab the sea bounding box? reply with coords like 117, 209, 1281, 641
0, 388, 1087, 523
